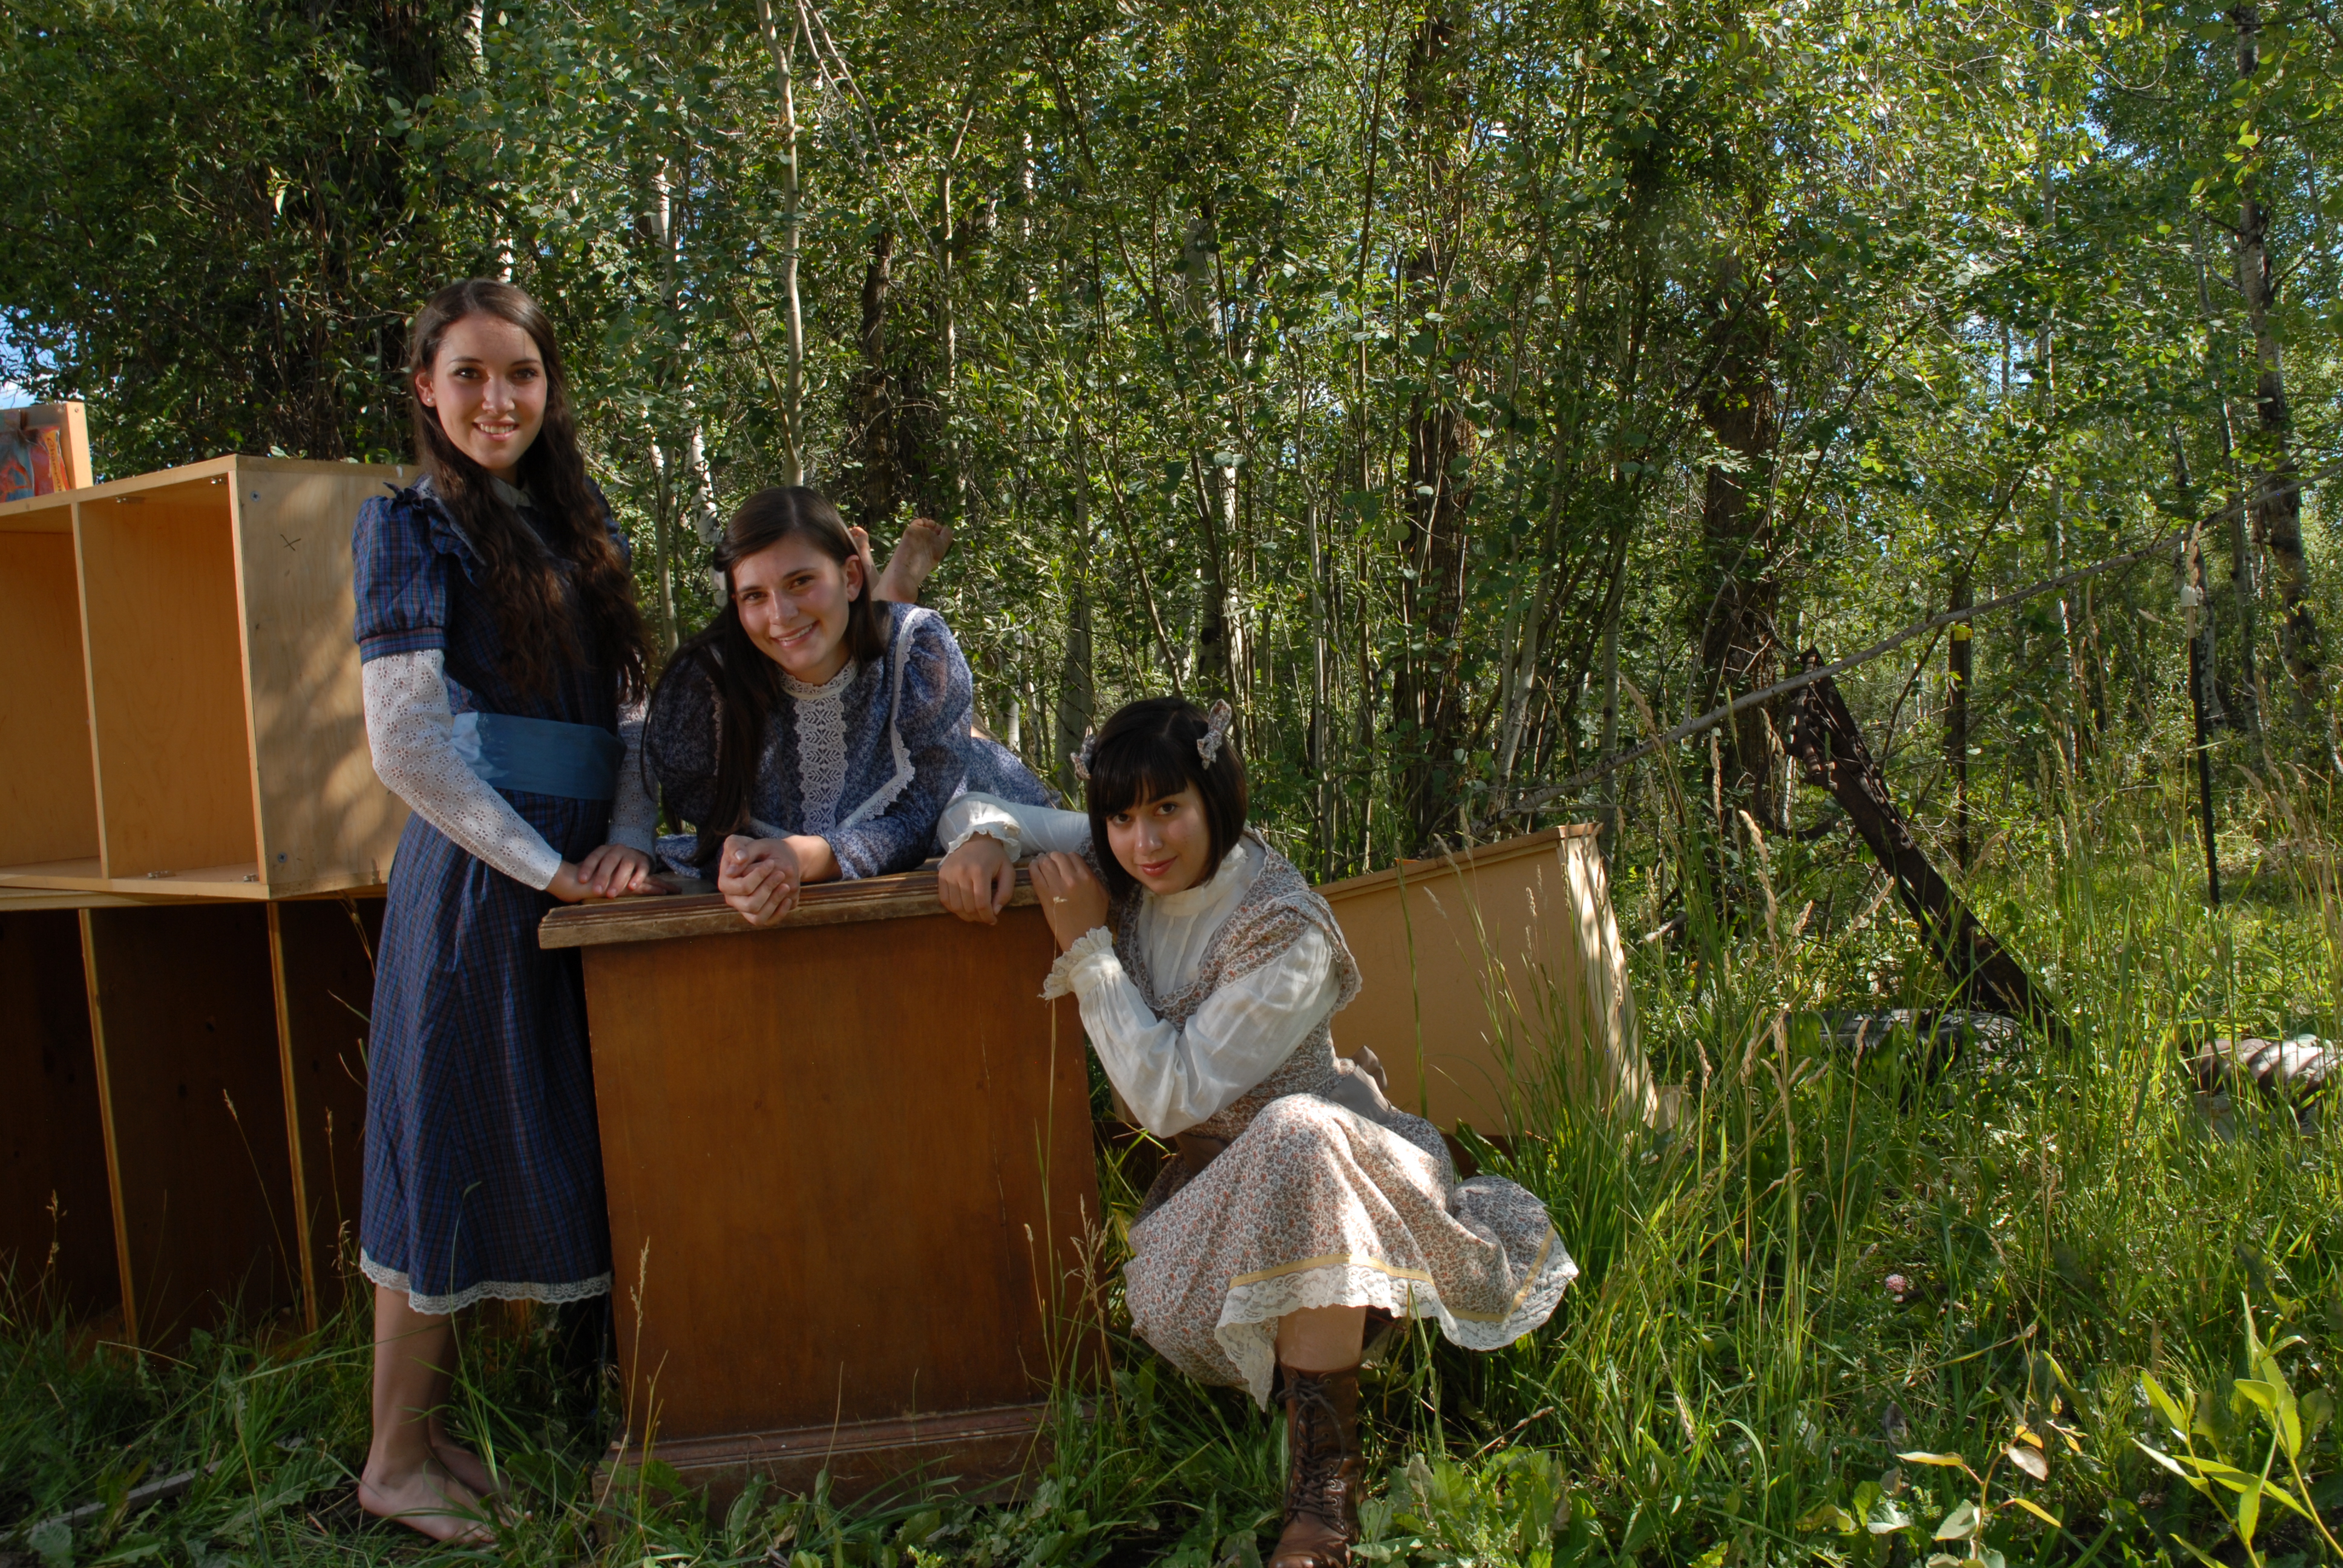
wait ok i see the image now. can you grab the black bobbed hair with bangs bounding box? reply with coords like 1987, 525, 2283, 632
1083, 696, 1248, 899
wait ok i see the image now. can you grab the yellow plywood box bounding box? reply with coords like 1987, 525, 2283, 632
0, 456, 415, 900
1317, 826, 1653, 1135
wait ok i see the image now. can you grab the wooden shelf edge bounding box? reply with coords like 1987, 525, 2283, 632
0, 454, 416, 523
542, 867, 1038, 949
1317, 823, 1600, 904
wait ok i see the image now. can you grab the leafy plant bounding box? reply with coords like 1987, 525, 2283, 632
2136, 1295, 2343, 1568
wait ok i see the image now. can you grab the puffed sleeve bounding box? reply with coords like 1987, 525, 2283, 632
352, 491, 449, 662
937, 792, 1092, 859
826, 608, 975, 879
1040, 923, 1343, 1137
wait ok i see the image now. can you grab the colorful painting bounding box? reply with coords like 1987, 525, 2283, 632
1, 403, 87, 501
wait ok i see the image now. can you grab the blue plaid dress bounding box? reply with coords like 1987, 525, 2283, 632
353, 478, 621, 1315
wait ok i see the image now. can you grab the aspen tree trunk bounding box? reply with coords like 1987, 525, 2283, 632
2230, 2, 2319, 717
1393, 0, 1475, 852
1596, 576, 1622, 862
845, 227, 899, 528
1948, 578, 1971, 869
756, 0, 806, 484
1055, 440, 1096, 801
2172, 430, 2224, 904
1695, 254, 1782, 831
1175, 204, 1241, 705
2194, 219, 2262, 742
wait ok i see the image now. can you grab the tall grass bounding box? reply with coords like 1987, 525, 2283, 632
6, 760, 2342, 1566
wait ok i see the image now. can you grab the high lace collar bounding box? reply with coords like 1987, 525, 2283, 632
1149, 836, 1257, 921
780, 656, 860, 702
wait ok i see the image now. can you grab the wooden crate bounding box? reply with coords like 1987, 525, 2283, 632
0, 455, 415, 900
1318, 826, 1653, 1135
542, 869, 1099, 1503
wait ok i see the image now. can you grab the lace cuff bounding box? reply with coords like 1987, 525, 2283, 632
943, 820, 1021, 858
1040, 926, 1117, 1000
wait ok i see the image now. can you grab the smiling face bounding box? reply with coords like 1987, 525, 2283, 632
1104, 783, 1216, 896
413, 313, 548, 481
732, 533, 868, 685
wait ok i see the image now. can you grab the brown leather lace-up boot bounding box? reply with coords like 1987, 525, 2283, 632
1270, 1364, 1364, 1568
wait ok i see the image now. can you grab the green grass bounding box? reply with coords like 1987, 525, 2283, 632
8, 762, 2343, 1567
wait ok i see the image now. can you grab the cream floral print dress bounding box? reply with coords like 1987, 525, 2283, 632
939, 795, 1578, 1404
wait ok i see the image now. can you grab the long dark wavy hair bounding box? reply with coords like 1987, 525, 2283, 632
406, 279, 649, 701
649, 486, 889, 869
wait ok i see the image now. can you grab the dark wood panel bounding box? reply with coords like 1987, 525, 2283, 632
581, 901, 1098, 1443
543, 867, 1037, 949
83, 904, 300, 1344
0, 911, 118, 1315
267, 897, 381, 1327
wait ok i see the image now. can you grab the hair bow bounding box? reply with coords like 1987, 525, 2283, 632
1197, 700, 1234, 768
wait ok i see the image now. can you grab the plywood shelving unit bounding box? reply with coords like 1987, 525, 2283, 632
0, 455, 416, 899
0, 454, 413, 1343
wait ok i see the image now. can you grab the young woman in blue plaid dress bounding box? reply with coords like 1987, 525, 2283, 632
352, 281, 661, 1540
628, 486, 1050, 926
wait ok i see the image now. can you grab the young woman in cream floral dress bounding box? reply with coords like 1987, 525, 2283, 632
936, 696, 1575, 1568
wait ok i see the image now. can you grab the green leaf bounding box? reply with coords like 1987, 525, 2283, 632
1866, 1496, 1914, 1535
2006, 1497, 2061, 1529
2005, 1442, 2048, 1482
1794, 1503, 1858, 1534
2142, 1372, 2191, 1437
1935, 1501, 1981, 1541
1899, 1451, 1976, 1472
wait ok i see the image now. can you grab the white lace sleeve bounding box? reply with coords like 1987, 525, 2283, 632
1056, 925, 1342, 1137
938, 792, 1091, 860
362, 650, 563, 889
608, 696, 656, 854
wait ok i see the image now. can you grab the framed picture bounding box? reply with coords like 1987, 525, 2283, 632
1, 402, 91, 502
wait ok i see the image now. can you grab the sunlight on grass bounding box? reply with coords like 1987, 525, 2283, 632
7, 766, 2343, 1566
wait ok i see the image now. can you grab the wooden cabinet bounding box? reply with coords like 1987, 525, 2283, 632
1318, 826, 1653, 1134
542, 870, 1100, 1501
0, 455, 414, 900
0, 454, 404, 1342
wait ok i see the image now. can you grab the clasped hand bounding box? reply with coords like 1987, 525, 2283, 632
717, 834, 809, 926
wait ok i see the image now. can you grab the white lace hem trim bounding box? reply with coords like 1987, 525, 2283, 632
359, 1249, 614, 1318
1199, 1235, 1581, 1406
1041, 926, 1118, 999
943, 822, 1020, 858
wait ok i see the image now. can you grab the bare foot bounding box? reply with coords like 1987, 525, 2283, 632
427, 1424, 502, 1499
358, 1455, 494, 1544
874, 517, 952, 604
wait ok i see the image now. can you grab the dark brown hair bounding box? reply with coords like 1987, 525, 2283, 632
649, 486, 888, 869
1083, 697, 1248, 898
405, 279, 649, 700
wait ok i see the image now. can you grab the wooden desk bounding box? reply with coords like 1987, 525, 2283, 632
542, 869, 1098, 1500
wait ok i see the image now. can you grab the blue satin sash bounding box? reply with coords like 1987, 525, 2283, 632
450, 711, 624, 802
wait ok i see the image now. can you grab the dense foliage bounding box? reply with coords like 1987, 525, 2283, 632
5, 0, 2338, 870
8, 4, 2343, 1563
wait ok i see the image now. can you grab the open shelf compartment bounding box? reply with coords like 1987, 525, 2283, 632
0, 456, 413, 900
